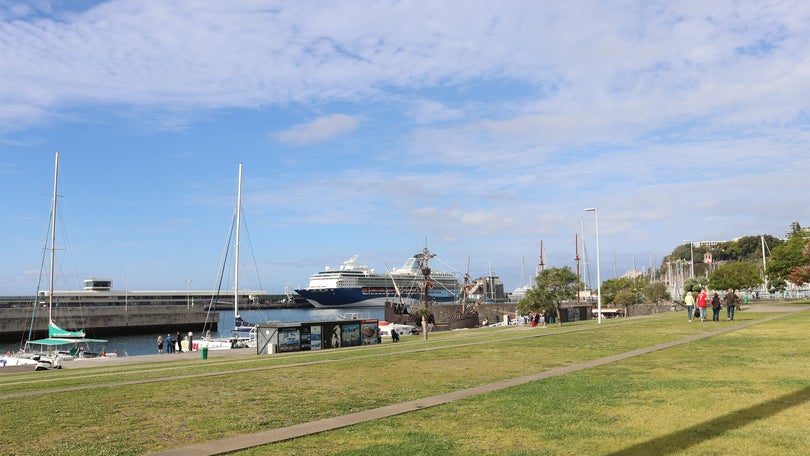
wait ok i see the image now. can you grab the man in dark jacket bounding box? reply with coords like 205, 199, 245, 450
724, 289, 739, 320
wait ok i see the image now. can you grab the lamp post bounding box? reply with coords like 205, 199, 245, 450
685, 240, 694, 279
185, 279, 191, 310
584, 208, 602, 324
124, 277, 128, 313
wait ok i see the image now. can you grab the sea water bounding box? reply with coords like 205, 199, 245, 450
1, 307, 384, 357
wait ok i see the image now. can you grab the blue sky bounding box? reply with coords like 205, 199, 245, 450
1, 0, 809, 296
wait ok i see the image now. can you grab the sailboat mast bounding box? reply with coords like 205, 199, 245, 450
580, 216, 589, 292
48, 152, 59, 324
539, 240, 545, 272
234, 163, 243, 322
761, 235, 768, 291
575, 233, 580, 306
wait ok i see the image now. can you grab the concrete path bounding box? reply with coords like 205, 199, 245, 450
151, 307, 807, 456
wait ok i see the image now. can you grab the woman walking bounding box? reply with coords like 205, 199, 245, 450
684, 292, 695, 322
697, 288, 708, 322
711, 292, 722, 321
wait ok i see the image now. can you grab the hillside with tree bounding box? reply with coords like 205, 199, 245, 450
517, 223, 809, 317
660, 222, 809, 298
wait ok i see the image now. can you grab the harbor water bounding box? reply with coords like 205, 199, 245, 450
2, 307, 384, 358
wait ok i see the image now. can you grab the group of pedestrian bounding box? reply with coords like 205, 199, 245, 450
685, 288, 740, 323
530, 311, 548, 328
156, 331, 194, 353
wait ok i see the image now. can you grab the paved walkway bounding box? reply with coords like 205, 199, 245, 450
151, 307, 807, 456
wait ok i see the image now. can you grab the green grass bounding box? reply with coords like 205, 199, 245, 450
2, 302, 809, 455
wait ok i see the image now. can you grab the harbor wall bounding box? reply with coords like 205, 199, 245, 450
0, 306, 218, 343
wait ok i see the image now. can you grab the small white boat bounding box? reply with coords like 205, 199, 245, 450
33, 354, 63, 371
1, 352, 38, 367
378, 321, 417, 337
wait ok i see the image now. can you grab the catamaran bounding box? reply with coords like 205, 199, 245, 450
2, 153, 111, 370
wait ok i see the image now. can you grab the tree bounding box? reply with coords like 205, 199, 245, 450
661, 235, 784, 278
613, 288, 642, 316
708, 261, 762, 291
735, 236, 761, 260
415, 306, 431, 340
767, 227, 810, 291
683, 277, 705, 294
736, 235, 782, 261
713, 240, 743, 262
600, 277, 636, 306
670, 243, 692, 261
643, 282, 670, 303
788, 221, 803, 236
788, 240, 810, 285
518, 266, 579, 326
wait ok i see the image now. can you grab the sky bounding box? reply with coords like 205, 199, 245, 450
1, 0, 809, 296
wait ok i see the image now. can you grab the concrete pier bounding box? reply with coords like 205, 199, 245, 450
0, 305, 217, 342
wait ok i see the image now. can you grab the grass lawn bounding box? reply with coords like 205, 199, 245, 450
2, 302, 809, 455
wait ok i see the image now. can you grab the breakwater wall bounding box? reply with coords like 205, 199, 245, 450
0, 306, 218, 343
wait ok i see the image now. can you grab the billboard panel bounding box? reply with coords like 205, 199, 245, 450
310, 325, 322, 350
278, 327, 300, 352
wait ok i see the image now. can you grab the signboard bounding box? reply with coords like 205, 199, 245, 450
256, 319, 378, 354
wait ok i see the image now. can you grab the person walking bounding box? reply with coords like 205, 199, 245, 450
725, 289, 739, 320
176, 331, 183, 353
697, 288, 708, 322
711, 292, 722, 321
684, 291, 695, 322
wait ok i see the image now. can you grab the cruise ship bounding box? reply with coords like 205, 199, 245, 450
295, 249, 462, 308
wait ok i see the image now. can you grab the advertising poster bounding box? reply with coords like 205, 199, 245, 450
310, 325, 322, 350
326, 322, 342, 349
278, 327, 300, 352
300, 326, 311, 351
360, 320, 379, 345
342, 322, 361, 347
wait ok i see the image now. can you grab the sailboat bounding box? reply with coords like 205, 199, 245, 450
200, 163, 257, 350
2, 153, 109, 370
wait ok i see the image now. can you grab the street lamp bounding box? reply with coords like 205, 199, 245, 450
584, 208, 602, 324
684, 240, 694, 279
185, 279, 191, 309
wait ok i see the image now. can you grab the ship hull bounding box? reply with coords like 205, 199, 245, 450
296, 287, 457, 309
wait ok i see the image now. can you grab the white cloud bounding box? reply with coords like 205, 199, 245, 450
410, 100, 465, 124
275, 114, 360, 145
2, 0, 809, 136
2, 1, 810, 293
